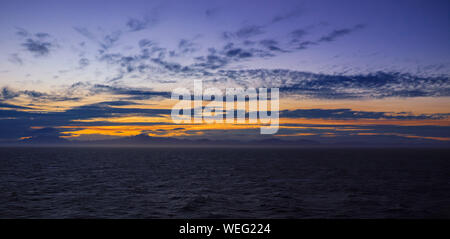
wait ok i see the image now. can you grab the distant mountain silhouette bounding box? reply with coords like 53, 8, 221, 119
13, 133, 321, 146
4, 132, 448, 147
18, 128, 70, 145
19, 136, 69, 144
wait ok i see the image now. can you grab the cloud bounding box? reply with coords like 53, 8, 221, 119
290, 29, 308, 41
205, 8, 219, 17
97, 37, 176, 80
236, 25, 265, 38
8, 54, 23, 65
193, 54, 229, 70
0, 99, 174, 141
126, 18, 146, 31
224, 48, 252, 58
16, 28, 57, 57
73, 27, 96, 41
71, 17, 371, 83
177, 38, 198, 54
280, 71, 449, 99
21, 38, 52, 56
200, 23, 365, 71
295, 40, 316, 50
259, 39, 286, 52
126, 18, 148, 32
90, 84, 171, 99
66, 18, 444, 97
0, 87, 80, 102
35, 32, 50, 38
1, 101, 448, 143
96, 100, 138, 106
138, 39, 153, 48
78, 58, 90, 68
0, 87, 20, 100
0, 82, 170, 108
318, 24, 365, 43
190, 43, 275, 72
202, 69, 449, 99
100, 31, 122, 51
126, 14, 158, 32
93, 35, 447, 98
15, 27, 29, 37
1, 77, 449, 143
223, 25, 265, 39
280, 109, 449, 120
88, 31, 449, 100
271, 8, 302, 23
0, 102, 30, 109
290, 24, 365, 50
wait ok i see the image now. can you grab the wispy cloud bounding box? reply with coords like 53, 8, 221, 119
318, 24, 365, 43
291, 24, 366, 50
126, 16, 157, 32
280, 109, 449, 120
271, 7, 303, 23
126, 10, 159, 32
78, 58, 90, 69
16, 28, 57, 57
205, 8, 219, 18
223, 25, 265, 39
0, 87, 81, 102
8, 53, 23, 65
73, 27, 96, 41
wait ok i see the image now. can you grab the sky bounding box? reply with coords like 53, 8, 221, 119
0, 0, 449, 145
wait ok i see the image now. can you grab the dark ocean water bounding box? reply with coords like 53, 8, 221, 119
0, 147, 449, 218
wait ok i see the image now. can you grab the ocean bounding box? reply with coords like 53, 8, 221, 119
0, 147, 449, 218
